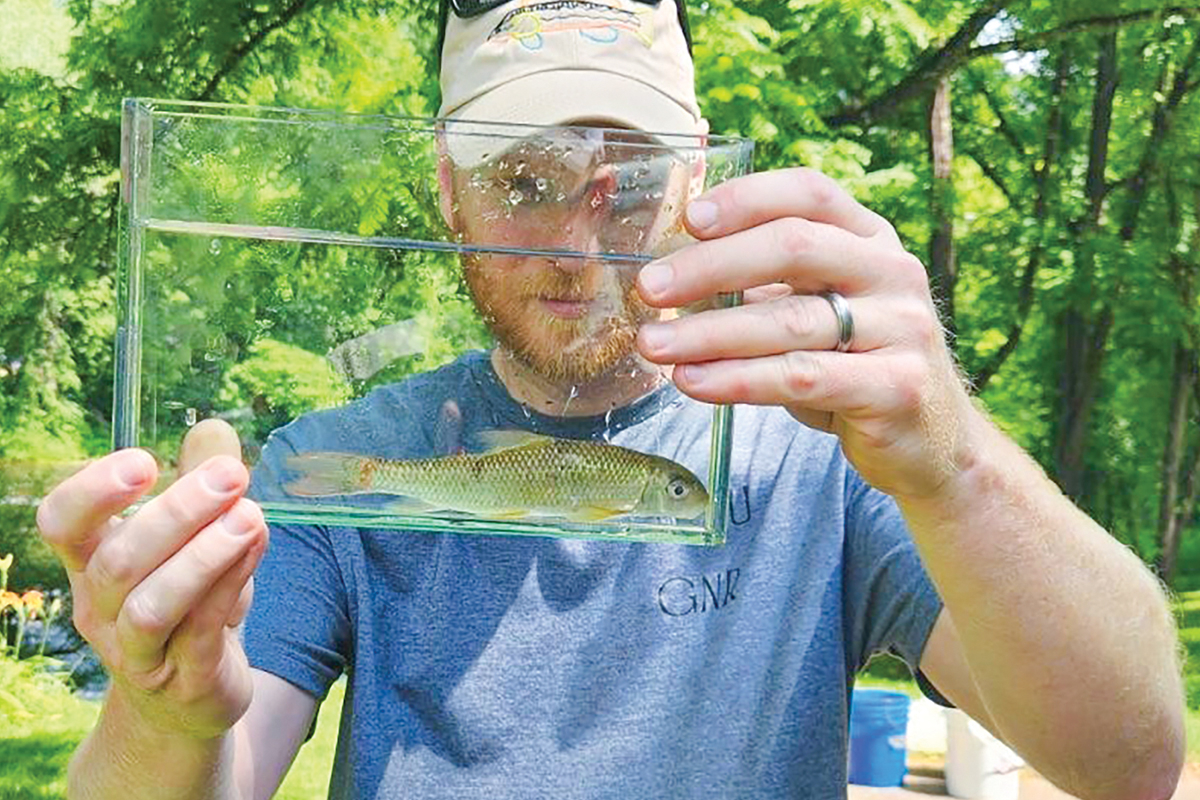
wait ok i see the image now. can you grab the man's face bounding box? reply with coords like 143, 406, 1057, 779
447, 128, 695, 384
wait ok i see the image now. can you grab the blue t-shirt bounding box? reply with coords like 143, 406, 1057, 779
244, 350, 944, 799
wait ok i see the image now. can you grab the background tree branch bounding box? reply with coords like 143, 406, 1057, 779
195, 0, 314, 101
825, 5, 1200, 129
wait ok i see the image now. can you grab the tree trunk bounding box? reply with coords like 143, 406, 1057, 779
928, 76, 956, 337
1155, 342, 1195, 582
1053, 308, 1112, 501
1156, 193, 1200, 584
1052, 32, 1119, 502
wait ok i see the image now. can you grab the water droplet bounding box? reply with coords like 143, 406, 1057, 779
509, 188, 524, 205
209, 239, 221, 254
185, 407, 198, 426
535, 177, 548, 191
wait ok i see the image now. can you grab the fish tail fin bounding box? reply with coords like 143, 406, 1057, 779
284, 452, 376, 496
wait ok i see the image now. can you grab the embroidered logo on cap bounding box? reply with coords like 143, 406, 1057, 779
489, 0, 655, 50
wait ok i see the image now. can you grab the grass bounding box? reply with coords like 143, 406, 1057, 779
0, 663, 344, 800
1175, 589, 1200, 727
0, 657, 99, 800
855, 670, 923, 698
274, 679, 344, 800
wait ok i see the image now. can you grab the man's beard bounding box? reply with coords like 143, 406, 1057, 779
463, 255, 657, 384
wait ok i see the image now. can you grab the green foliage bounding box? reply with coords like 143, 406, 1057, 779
0, 655, 99, 737
1173, 590, 1200, 710
0, 667, 335, 800
218, 338, 352, 443
0, 656, 99, 799
0, 0, 73, 78
0, 0, 1199, 581
0, 484, 69, 594
861, 651, 918, 684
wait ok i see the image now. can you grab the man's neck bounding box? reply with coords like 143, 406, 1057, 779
490, 349, 671, 418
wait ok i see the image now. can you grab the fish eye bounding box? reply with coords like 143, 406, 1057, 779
666, 478, 689, 499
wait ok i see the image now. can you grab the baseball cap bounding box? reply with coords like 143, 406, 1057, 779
437, 0, 702, 165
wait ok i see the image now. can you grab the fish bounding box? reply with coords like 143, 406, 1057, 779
283, 430, 709, 523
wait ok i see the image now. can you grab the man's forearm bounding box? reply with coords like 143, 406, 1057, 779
69, 686, 242, 800
899, 409, 1184, 800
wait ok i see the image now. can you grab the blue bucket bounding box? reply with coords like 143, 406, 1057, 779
848, 688, 910, 786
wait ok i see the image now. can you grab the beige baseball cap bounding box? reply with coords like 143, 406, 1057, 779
438, 0, 702, 164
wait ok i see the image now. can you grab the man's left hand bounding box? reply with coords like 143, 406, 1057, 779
636, 167, 977, 501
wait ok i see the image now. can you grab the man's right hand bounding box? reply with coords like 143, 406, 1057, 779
36, 419, 268, 741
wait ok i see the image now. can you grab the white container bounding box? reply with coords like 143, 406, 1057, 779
944, 709, 1024, 800
906, 698, 948, 754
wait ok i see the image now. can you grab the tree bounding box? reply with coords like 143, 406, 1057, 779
5, 0, 1200, 583
1, 0, 454, 467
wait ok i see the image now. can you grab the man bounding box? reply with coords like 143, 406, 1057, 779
37, 1, 1184, 798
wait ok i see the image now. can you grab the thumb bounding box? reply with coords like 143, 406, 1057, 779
177, 419, 242, 477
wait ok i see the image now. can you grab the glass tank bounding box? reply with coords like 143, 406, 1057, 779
115, 99, 754, 545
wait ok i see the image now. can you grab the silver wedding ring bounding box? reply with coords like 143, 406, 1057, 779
822, 291, 854, 353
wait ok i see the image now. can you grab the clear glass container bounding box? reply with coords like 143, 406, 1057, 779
116, 99, 754, 545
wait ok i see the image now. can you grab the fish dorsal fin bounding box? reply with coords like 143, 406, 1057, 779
475, 429, 556, 453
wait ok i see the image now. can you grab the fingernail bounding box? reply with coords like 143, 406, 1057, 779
687, 200, 718, 230
639, 260, 673, 297
677, 363, 707, 386
220, 501, 258, 537
202, 459, 241, 495
115, 453, 151, 490
640, 322, 674, 352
